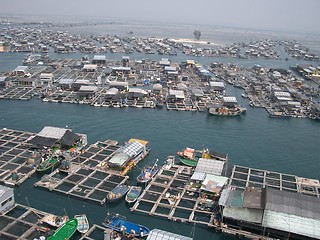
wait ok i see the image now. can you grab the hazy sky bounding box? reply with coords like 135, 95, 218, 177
2, 0, 320, 33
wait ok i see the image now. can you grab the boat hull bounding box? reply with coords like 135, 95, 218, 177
179, 157, 198, 167
102, 213, 150, 237
47, 218, 78, 240
125, 186, 142, 204
107, 185, 130, 202
136, 160, 159, 183
36, 157, 60, 172
74, 214, 89, 234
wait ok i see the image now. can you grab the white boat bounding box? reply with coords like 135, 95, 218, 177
137, 159, 159, 183
40, 214, 69, 228
74, 214, 89, 234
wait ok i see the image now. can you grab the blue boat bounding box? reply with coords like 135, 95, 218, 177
107, 184, 130, 202
102, 213, 150, 237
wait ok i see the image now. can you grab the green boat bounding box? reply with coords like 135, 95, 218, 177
177, 147, 201, 167
178, 148, 228, 167
36, 157, 60, 172
48, 218, 78, 240
179, 156, 199, 167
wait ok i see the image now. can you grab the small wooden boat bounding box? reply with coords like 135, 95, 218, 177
74, 214, 89, 234
107, 184, 130, 202
125, 186, 142, 204
37, 157, 60, 172
137, 159, 159, 183
47, 218, 78, 240
102, 213, 150, 237
40, 214, 68, 228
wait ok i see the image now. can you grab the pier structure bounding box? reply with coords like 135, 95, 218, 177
229, 165, 319, 197
0, 204, 60, 240
34, 166, 128, 205
131, 162, 217, 226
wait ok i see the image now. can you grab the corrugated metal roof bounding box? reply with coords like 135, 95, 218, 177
209, 81, 225, 88
222, 96, 237, 103
225, 189, 244, 207
109, 81, 129, 87
243, 188, 264, 209
169, 89, 185, 98
83, 64, 97, 70
146, 229, 193, 240
37, 126, 68, 140
164, 66, 177, 71
191, 172, 206, 181
79, 86, 98, 92
123, 141, 144, 158
265, 188, 320, 219
59, 78, 74, 85
106, 88, 119, 95
109, 152, 130, 166
223, 207, 263, 224
14, 66, 28, 72
128, 88, 147, 94
195, 158, 224, 176
112, 66, 131, 71
219, 188, 231, 206
201, 174, 228, 194
262, 210, 320, 239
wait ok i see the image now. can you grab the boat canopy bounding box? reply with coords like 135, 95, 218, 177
183, 148, 194, 159
109, 152, 130, 166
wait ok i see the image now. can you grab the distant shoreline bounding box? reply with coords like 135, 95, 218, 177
171, 38, 221, 46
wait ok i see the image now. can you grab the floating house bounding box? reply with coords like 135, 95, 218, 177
218, 165, 320, 240
108, 139, 150, 175
209, 81, 225, 92
28, 126, 86, 149
40, 73, 54, 86
17, 77, 38, 87
71, 79, 94, 91
82, 64, 98, 72
222, 96, 238, 107
78, 85, 98, 98
13, 66, 28, 76
0, 185, 14, 213
92, 55, 106, 65
109, 81, 129, 91
58, 78, 74, 90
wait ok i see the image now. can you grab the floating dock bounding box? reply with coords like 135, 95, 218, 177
131, 161, 216, 226
34, 167, 128, 205
0, 128, 36, 186
0, 204, 61, 240
229, 165, 319, 197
